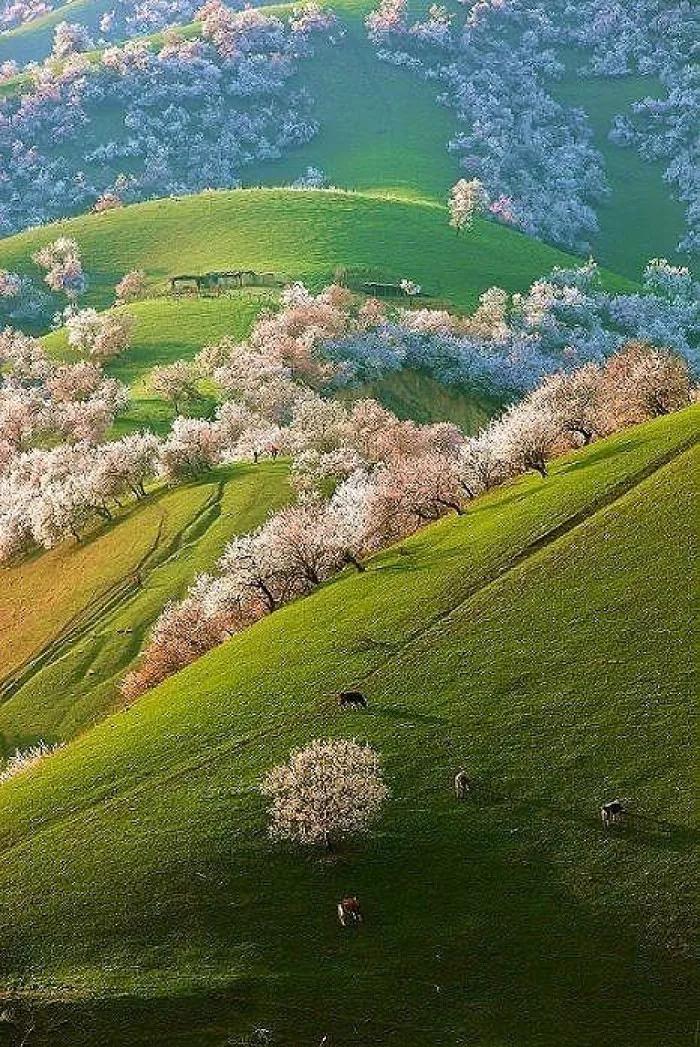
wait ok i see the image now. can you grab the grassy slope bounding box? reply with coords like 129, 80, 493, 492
0, 461, 290, 750
0, 406, 696, 1045
245, 0, 457, 203
43, 294, 274, 435
553, 73, 689, 278
1, 0, 691, 278
0, 188, 634, 317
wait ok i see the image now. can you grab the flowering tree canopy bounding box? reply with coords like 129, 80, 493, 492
449, 178, 489, 234
260, 738, 389, 849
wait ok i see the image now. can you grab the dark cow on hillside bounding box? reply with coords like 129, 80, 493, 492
338, 690, 368, 710
600, 799, 626, 829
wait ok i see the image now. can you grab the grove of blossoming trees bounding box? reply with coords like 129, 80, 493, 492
0, 2, 339, 235
1, 255, 697, 567
365, 0, 698, 255
0, 0, 51, 31
0, 238, 88, 327
2, 0, 221, 39
321, 259, 700, 394
0, 326, 128, 455
120, 297, 694, 698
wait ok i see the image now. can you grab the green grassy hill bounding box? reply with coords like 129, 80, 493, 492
552, 73, 688, 278
4, 184, 620, 442
0, 406, 696, 1046
43, 294, 273, 435
0, 187, 635, 318
0, 460, 290, 751
42, 292, 501, 436
1, 0, 690, 277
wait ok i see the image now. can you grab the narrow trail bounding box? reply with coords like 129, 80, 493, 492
0, 435, 694, 860
0, 482, 225, 708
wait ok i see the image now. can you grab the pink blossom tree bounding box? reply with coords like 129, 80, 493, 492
261, 738, 389, 851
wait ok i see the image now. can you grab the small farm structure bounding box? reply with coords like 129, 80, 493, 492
335, 267, 431, 300
169, 270, 282, 295
360, 281, 406, 298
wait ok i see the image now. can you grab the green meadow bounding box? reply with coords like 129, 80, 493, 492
0, 408, 696, 1045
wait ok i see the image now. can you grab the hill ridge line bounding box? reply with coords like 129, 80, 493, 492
0, 428, 695, 859
0, 187, 447, 250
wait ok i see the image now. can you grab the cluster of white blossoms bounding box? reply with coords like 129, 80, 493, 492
260, 738, 389, 848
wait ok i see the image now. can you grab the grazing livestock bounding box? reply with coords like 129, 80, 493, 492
337, 896, 363, 926
454, 770, 471, 800
600, 799, 626, 828
338, 691, 368, 710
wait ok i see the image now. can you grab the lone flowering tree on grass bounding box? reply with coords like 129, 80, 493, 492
448, 178, 489, 234
261, 738, 389, 852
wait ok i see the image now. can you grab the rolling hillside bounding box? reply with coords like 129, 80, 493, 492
4, 185, 626, 443
0, 406, 696, 1046
41, 291, 502, 437
0, 188, 635, 320
0, 460, 290, 751
42, 292, 502, 436
42, 294, 274, 435
0, 0, 691, 277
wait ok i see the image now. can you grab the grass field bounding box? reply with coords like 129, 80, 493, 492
0, 187, 635, 320
0, 461, 291, 751
553, 72, 689, 279
1, 0, 692, 279
0, 406, 696, 1046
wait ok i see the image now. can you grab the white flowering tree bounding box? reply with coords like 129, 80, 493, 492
115, 270, 147, 304
150, 360, 200, 413
32, 238, 86, 302
66, 308, 135, 360
448, 178, 489, 234
261, 738, 389, 850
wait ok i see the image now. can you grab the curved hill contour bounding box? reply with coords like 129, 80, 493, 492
0, 188, 635, 318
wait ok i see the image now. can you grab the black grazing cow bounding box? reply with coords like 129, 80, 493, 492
338, 690, 368, 710
600, 799, 626, 828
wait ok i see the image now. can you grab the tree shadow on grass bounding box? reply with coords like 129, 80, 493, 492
557, 438, 638, 474
9, 834, 697, 1047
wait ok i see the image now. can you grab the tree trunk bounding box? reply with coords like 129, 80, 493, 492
258, 581, 277, 614
345, 551, 366, 572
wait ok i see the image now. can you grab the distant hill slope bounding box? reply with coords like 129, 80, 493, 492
0, 460, 290, 750
0, 0, 689, 277
0, 187, 635, 320
0, 406, 696, 1047
42, 294, 273, 435
42, 293, 501, 437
